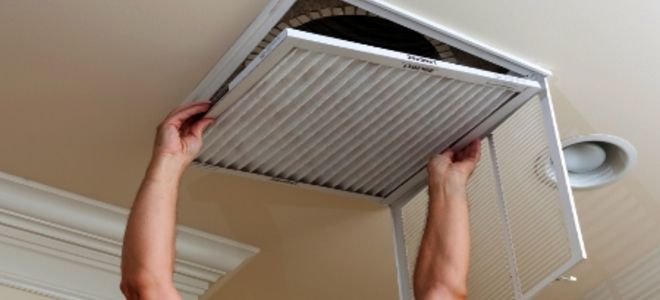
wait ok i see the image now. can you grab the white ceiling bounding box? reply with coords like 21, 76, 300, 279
0, 285, 49, 300
1, 0, 659, 299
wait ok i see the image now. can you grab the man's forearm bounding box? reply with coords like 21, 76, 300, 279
411, 141, 480, 300
414, 182, 470, 300
120, 101, 214, 300
121, 156, 184, 291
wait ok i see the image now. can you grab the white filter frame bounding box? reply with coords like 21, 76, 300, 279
196, 28, 541, 202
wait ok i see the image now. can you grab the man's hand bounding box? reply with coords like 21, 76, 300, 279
152, 101, 215, 169
427, 140, 481, 199
413, 140, 481, 300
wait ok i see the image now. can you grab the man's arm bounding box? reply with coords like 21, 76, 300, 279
413, 140, 481, 300
120, 102, 215, 300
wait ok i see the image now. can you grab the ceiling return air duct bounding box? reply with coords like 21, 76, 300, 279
184, 1, 586, 299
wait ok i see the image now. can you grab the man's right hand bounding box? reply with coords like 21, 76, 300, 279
427, 140, 481, 199
151, 101, 215, 174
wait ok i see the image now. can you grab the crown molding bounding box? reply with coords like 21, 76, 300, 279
0, 171, 258, 300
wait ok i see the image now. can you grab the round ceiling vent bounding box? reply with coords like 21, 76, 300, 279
550, 134, 637, 189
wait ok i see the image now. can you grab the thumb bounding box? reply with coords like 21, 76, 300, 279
440, 148, 455, 162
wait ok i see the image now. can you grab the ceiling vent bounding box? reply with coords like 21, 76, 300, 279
556, 134, 636, 189
184, 1, 587, 299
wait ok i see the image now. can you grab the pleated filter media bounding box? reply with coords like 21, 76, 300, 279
396, 99, 584, 300
195, 28, 540, 200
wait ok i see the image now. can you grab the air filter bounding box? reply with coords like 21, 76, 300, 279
196, 28, 541, 201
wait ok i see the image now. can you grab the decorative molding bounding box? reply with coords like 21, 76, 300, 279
0, 171, 259, 300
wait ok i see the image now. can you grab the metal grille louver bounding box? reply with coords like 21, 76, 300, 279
401, 140, 515, 300
491, 98, 574, 295
393, 98, 586, 300
196, 28, 540, 199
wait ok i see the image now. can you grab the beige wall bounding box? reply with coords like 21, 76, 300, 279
0, 286, 50, 300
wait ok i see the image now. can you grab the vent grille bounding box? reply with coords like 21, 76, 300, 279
196, 29, 539, 198
465, 139, 518, 300
396, 98, 582, 299
401, 140, 515, 300
492, 98, 573, 295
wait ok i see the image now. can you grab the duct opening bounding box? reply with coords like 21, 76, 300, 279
269, 1, 510, 72
210, 0, 511, 103
296, 16, 439, 59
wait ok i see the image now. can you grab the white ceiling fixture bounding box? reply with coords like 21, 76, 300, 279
564, 143, 607, 173
184, 1, 587, 299
0, 171, 258, 300
558, 134, 637, 189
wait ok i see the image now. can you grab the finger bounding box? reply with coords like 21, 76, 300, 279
164, 102, 211, 126
456, 145, 469, 161
440, 148, 455, 160
465, 139, 479, 159
453, 140, 476, 162
429, 148, 454, 171
472, 140, 482, 162
164, 102, 212, 128
460, 140, 474, 157
190, 117, 216, 138
167, 100, 211, 119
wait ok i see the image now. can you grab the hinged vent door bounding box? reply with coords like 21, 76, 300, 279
392, 96, 586, 300
195, 28, 541, 201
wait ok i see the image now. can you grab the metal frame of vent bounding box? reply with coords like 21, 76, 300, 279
183, 1, 586, 299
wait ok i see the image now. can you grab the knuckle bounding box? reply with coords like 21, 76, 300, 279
157, 121, 170, 130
